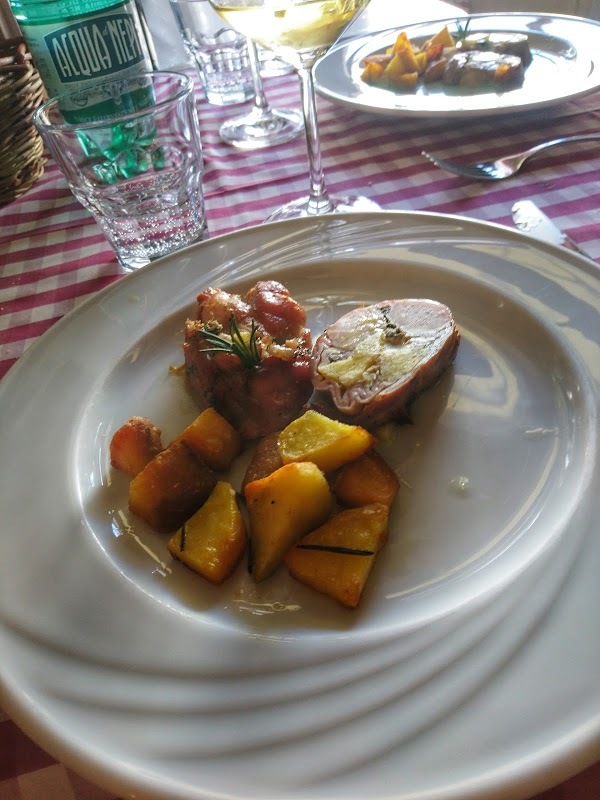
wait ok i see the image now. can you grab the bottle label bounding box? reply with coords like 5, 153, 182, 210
21, 1, 150, 103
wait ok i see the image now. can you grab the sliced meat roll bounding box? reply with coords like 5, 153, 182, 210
311, 299, 460, 428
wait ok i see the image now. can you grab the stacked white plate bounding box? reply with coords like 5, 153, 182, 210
0, 212, 598, 800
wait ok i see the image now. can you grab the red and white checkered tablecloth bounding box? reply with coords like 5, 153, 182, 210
2, 72, 600, 381
1, 25, 600, 800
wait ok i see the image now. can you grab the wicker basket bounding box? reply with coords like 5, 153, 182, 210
0, 37, 46, 207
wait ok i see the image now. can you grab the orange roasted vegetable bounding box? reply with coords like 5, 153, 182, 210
128, 441, 217, 533
110, 416, 163, 477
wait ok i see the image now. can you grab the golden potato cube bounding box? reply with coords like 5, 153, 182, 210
285, 504, 389, 609
110, 416, 163, 477
242, 431, 283, 490
334, 450, 400, 509
244, 461, 332, 582
167, 481, 246, 584
427, 24, 454, 48
386, 46, 419, 75
361, 60, 385, 85
391, 31, 410, 54
129, 441, 217, 533
278, 410, 375, 473
414, 51, 427, 75
172, 407, 241, 472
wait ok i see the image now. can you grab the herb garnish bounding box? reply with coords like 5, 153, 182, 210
296, 544, 375, 556
180, 523, 186, 552
454, 16, 472, 41
200, 313, 261, 368
380, 306, 411, 346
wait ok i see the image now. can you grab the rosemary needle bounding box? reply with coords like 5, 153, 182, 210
296, 544, 375, 556
199, 313, 261, 368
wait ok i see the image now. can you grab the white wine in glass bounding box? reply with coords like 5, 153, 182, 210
209, 0, 379, 219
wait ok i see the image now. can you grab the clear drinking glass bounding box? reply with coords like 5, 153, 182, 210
207, 0, 379, 218
34, 72, 208, 271
171, 0, 303, 149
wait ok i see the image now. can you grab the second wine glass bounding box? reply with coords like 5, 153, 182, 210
171, 0, 303, 150
219, 38, 304, 150
207, 0, 380, 218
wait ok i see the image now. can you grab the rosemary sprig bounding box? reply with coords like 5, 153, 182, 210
454, 16, 472, 41
199, 313, 261, 368
296, 544, 375, 556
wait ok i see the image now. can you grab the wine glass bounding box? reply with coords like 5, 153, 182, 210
170, 0, 303, 150
220, 38, 304, 150
207, 0, 379, 219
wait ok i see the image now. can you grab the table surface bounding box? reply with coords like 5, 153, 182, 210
1, 1, 600, 798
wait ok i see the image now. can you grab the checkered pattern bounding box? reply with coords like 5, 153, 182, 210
1, 25, 600, 800
1, 74, 599, 379
1, 709, 599, 799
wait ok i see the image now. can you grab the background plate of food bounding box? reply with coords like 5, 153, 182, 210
0, 212, 598, 800
315, 13, 600, 117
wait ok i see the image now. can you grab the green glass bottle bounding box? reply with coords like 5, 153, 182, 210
9, 0, 154, 121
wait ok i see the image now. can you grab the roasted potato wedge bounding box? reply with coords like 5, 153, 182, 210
244, 461, 332, 582
334, 449, 400, 509
172, 407, 241, 472
425, 24, 454, 49
278, 410, 375, 473
110, 416, 163, 477
285, 503, 389, 608
414, 51, 427, 74
362, 25, 458, 93
361, 60, 385, 83
390, 31, 410, 54
386, 46, 419, 76
167, 481, 246, 584
129, 441, 217, 533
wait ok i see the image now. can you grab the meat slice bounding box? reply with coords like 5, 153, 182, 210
184, 281, 313, 440
443, 50, 525, 89
457, 32, 532, 68
311, 299, 460, 428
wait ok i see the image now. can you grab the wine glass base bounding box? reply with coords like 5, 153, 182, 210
220, 107, 303, 150
265, 194, 381, 222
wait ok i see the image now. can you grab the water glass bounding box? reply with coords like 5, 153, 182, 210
34, 71, 208, 272
170, 0, 254, 105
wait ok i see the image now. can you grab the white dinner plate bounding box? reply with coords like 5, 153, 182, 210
0, 212, 599, 800
315, 13, 600, 118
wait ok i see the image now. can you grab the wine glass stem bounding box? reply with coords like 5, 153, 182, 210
247, 39, 269, 115
297, 66, 334, 215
